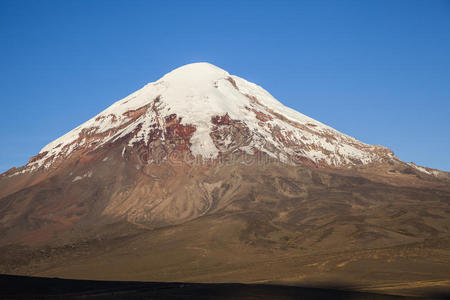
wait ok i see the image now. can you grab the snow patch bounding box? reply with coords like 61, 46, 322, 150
408, 163, 436, 176
72, 171, 93, 182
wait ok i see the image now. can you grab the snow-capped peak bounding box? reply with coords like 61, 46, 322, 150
18, 62, 394, 174
160, 62, 229, 84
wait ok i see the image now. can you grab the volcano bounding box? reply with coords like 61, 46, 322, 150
1, 63, 449, 297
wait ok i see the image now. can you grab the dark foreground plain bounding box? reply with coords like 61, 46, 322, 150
1, 274, 448, 300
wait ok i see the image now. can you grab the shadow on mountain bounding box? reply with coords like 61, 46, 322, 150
1, 274, 448, 300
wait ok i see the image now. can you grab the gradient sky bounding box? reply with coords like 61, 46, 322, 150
1, 0, 449, 172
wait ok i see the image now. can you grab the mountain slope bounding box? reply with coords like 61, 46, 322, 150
0, 63, 449, 297
10, 63, 397, 177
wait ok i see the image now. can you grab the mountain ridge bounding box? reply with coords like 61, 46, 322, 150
5, 62, 408, 177
0, 63, 449, 297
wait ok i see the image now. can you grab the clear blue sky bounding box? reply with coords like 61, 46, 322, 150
1, 0, 449, 172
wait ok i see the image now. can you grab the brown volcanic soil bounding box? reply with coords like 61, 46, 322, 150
2, 64, 449, 298
1, 147, 450, 298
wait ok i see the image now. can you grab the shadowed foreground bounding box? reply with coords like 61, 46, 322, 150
1, 275, 448, 300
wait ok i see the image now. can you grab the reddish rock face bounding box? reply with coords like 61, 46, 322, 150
244, 106, 273, 122
29, 151, 49, 164
123, 105, 149, 119
254, 110, 273, 122
211, 114, 232, 126
226, 76, 239, 90
164, 115, 196, 151
164, 114, 177, 124
130, 113, 198, 165
95, 114, 117, 123
210, 114, 251, 154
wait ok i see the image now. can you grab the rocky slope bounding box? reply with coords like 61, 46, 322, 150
0, 63, 449, 297
10, 63, 398, 176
